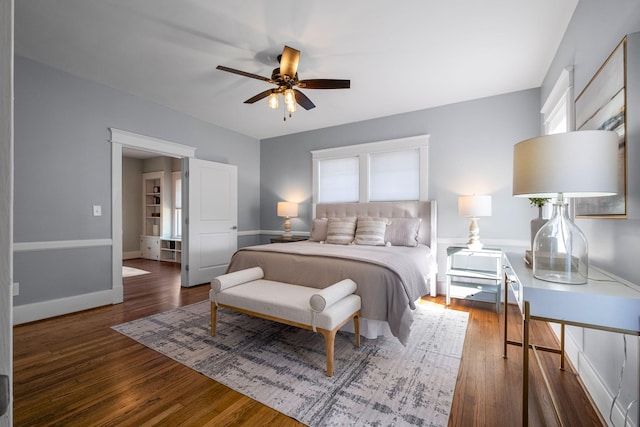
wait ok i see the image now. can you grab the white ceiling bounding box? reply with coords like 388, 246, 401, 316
15, 0, 578, 140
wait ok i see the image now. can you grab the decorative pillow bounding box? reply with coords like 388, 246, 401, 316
385, 217, 422, 247
309, 218, 329, 242
354, 217, 390, 246
325, 217, 357, 245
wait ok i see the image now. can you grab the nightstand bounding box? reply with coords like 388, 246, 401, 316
270, 236, 308, 243
446, 246, 502, 313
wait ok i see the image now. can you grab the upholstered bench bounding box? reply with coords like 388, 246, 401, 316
210, 267, 361, 377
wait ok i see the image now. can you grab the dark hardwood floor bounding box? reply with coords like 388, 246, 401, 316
13, 259, 604, 426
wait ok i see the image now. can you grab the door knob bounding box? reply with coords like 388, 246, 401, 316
231, 225, 238, 230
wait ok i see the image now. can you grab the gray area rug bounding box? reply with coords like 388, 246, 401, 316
113, 300, 469, 426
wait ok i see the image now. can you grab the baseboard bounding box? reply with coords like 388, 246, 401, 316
123, 251, 141, 260
13, 290, 115, 325
551, 325, 637, 427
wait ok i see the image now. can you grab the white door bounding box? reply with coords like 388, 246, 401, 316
183, 158, 238, 287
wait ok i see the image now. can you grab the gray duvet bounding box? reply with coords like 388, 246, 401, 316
226, 241, 433, 345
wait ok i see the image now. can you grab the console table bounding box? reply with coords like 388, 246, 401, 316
503, 252, 640, 426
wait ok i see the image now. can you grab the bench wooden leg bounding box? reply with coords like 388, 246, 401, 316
354, 313, 360, 347
318, 328, 336, 377
210, 302, 217, 336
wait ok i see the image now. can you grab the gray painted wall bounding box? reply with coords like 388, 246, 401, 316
542, 1, 640, 286
261, 88, 541, 253
122, 157, 142, 254
540, 1, 640, 424
13, 55, 261, 306
258, 2, 640, 422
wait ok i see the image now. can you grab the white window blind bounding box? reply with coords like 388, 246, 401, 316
369, 149, 420, 201
317, 157, 359, 203
311, 135, 429, 203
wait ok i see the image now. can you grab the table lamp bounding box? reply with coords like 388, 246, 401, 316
458, 195, 492, 250
512, 131, 618, 284
277, 201, 299, 237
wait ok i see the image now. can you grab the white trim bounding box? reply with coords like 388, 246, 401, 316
541, 67, 574, 133
310, 135, 429, 203
13, 290, 114, 325
550, 326, 637, 427
111, 128, 196, 299
310, 134, 429, 159
123, 251, 141, 260
259, 230, 310, 237
110, 128, 196, 158
13, 238, 112, 252
111, 141, 124, 303
437, 236, 529, 248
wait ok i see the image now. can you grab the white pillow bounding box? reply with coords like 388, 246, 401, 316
325, 217, 357, 245
354, 217, 389, 246
385, 217, 422, 247
309, 218, 328, 242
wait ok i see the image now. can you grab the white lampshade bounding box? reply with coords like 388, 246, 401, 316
458, 195, 492, 218
513, 131, 618, 198
277, 201, 298, 218
512, 130, 618, 284
277, 201, 298, 237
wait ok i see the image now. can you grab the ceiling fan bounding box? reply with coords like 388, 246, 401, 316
216, 45, 350, 119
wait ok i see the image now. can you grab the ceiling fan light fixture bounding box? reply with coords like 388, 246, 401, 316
268, 92, 279, 109
216, 45, 349, 121
284, 88, 295, 106
286, 99, 297, 113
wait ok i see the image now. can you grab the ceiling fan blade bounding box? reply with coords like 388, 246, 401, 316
294, 89, 316, 110
216, 65, 272, 83
244, 89, 274, 104
279, 46, 300, 80
298, 79, 350, 89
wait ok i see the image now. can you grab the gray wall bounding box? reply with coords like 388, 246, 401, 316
258, 1, 640, 422
542, 1, 640, 286
122, 157, 142, 254
13, 55, 261, 306
540, 1, 640, 424
261, 89, 541, 249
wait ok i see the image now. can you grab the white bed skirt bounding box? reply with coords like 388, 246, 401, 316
340, 317, 393, 339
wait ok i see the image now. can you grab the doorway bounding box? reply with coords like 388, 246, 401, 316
110, 128, 196, 303
111, 128, 239, 301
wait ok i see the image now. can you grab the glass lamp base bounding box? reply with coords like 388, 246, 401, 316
532, 198, 588, 285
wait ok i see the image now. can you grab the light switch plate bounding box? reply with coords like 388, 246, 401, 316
93, 205, 102, 216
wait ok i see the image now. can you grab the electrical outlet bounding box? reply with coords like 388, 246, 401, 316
93, 205, 102, 216
12, 282, 18, 296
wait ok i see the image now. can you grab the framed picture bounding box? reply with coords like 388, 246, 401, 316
574, 37, 627, 218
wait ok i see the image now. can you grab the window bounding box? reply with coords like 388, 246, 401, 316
541, 67, 573, 135
369, 149, 420, 201
541, 67, 573, 215
317, 157, 359, 203
311, 135, 429, 203
172, 171, 182, 237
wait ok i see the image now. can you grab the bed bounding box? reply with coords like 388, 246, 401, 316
226, 201, 437, 345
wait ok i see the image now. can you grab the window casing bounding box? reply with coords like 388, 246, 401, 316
311, 135, 429, 204
541, 67, 573, 215
541, 67, 573, 135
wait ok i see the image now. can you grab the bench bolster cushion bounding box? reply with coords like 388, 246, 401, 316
211, 266, 264, 292
309, 279, 357, 312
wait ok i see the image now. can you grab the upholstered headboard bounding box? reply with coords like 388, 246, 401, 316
314, 201, 437, 249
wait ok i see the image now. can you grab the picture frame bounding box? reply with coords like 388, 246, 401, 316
574, 37, 627, 218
